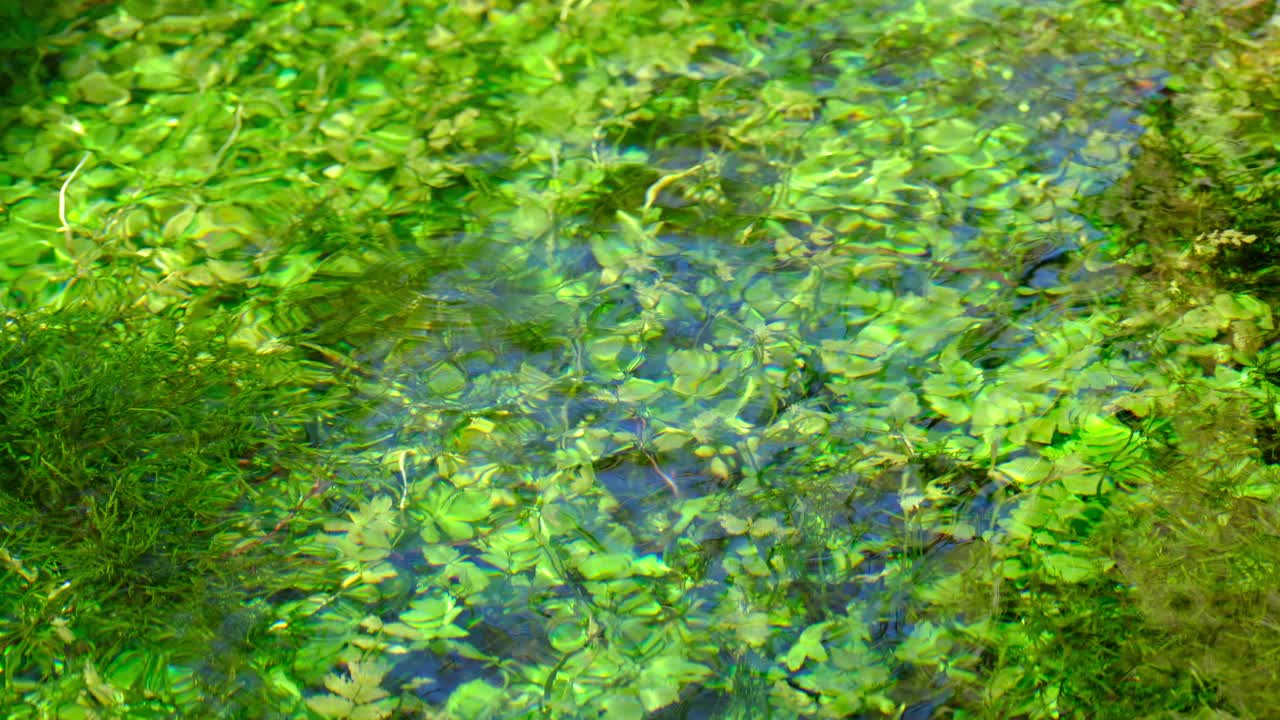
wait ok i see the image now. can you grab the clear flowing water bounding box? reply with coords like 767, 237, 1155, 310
3, 1, 1279, 717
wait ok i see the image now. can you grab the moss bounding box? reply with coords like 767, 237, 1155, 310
0, 304, 325, 670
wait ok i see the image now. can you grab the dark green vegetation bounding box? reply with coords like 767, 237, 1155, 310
0, 0, 116, 102
3, 0, 1280, 717
0, 306, 339, 697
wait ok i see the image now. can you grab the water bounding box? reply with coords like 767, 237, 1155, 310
2, 0, 1278, 717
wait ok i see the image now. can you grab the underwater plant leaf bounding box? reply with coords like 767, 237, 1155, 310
323, 659, 392, 705
894, 621, 953, 666
733, 611, 772, 646
636, 655, 713, 712
667, 348, 718, 396
784, 622, 830, 672
617, 377, 664, 402
1060, 467, 1108, 496
426, 363, 468, 396
3, 0, 1277, 716
1041, 552, 1111, 583
630, 554, 671, 576
82, 659, 123, 707
446, 678, 506, 719
578, 552, 634, 580
998, 456, 1053, 486
307, 694, 356, 718
601, 693, 646, 720
394, 593, 469, 642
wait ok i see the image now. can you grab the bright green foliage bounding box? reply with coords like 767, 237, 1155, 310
2, 0, 1280, 717
306, 657, 399, 720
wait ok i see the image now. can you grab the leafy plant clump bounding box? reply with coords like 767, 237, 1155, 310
1033, 10, 1280, 714
0, 304, 329, 690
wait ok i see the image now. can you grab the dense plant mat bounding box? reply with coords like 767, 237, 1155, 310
2, 0, 1280, 718
0, 302, 357, 714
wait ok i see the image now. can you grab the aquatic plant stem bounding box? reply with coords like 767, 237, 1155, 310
58, 151, 91, 256
226, 473, 332, 557
204, 102, 243, 184
644, 448, 680, 497
634, 415, 680, 497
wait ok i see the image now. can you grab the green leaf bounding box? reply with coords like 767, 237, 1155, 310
323, 659, 392, 704
427, 363, 467, 395
631, 554, 671, 576
578, 552, 634, 580
351, 701, 398, 720
997, 456, 1053, 486
446, 679, 505, 719
668, 349, 718, 397
134, 56, 186, 90
784, 622, 830, 671
735, 612, 771, 646
591, 234, 644, 281
1061, 470, 1107, 496
926, 394, 972, 423
588, 335, 628, 377
307, 694, 355, 719
396, 594, 469, 640
103, 650, 148, 691
512, 200, 552, 238
919, 118, 980, 154
549, 621, 589, 653
77, 71, 130, 105
720, 514, 749, 535
637, 656, 712, 712
850, 320, 899, 358
894, 621, 952, 666
888, 391, 921, 422
441, 489, 492, 522
83, 660, 123, 707
1236, 481, 1280, 500
617, 377, 664, 402
602, 693, 646, 720
260, 251, 322, 288
820, 341, 884, 379
1042, 552, 1109, 583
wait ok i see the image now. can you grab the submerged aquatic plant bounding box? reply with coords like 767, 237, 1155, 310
3, 0, 1280, 716
0, 304, 333, 692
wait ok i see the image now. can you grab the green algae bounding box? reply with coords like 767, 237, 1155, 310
0, 304, 352, 699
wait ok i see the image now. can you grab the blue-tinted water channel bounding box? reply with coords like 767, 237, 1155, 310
304, 8, 1167, 715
